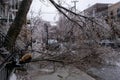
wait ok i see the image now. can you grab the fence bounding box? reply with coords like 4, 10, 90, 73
0, 31, 19, 80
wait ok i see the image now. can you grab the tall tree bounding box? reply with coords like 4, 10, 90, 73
4, 0, 33, 51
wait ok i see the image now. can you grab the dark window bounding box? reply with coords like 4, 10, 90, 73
110, 11, 114, 19
110, 11, 113, 15
117, 8, 120, 17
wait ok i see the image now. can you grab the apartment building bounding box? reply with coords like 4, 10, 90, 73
83, 1, 120, 20
108, 1, 120, 21
0, 0, 22, 24
83, 2, 120, 39
84, 3, 111, 18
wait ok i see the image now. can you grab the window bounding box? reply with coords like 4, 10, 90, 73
117, 8, 120, 17
110, 11, 114, 19
110, 11, 113, 15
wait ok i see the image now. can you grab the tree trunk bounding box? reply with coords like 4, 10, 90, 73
4, 0, 33, 51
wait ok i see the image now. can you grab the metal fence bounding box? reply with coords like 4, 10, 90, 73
0, 65, 13, 80
0, 51, 16, 80
0, 31, 18, 80
0, 32, 5, 47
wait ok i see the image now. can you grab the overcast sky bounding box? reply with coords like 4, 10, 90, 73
29, 0, 120, 24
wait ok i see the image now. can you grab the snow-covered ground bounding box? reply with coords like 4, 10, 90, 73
16, 66, 95, 80
9, 73, 17, 80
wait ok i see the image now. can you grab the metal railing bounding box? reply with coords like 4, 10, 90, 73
0, 32, 5, 47
0, 52, 16, 80
0, 31, 20, 80
0, 66, 11, 80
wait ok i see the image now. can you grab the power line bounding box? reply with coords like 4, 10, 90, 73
41, 12, 58, 14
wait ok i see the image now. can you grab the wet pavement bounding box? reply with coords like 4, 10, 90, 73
87, 66, 120, 80
27, 66, 95, 80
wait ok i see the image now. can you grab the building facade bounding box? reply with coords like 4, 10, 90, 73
83, 1, 120, 20
83, 1, 120, 39
0, 0, 22, 24
108, 1, 120, 21
84, 3, 111, 18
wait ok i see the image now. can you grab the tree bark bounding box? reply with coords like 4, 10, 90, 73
4, 0, 33, 51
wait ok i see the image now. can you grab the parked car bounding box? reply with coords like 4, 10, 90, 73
99, 40, 115, 47
47, 39, 60, 50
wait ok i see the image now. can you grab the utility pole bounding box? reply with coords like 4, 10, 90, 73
71, 0, 78, 12
58, 0, 62, 16
58, 0, 62, 6
44, 23, 49, 50
30, 11, 34, 52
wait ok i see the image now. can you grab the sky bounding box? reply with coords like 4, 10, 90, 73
29, 0, 120, 25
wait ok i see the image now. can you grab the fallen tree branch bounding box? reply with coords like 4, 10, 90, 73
31, 58, 64, 64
